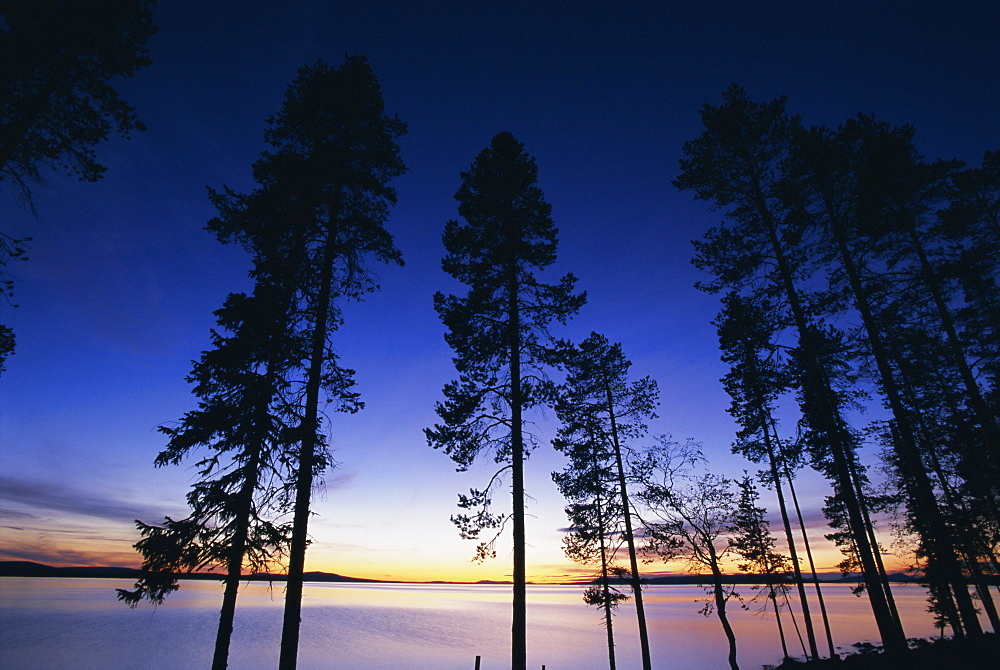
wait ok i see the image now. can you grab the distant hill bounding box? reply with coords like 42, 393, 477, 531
0, 561, 927, 585
0, 561, 144, 579
0, 561, 379, 583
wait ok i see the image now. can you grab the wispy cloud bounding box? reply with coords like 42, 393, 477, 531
0, 475, 175, 524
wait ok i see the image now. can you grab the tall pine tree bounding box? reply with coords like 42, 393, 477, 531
256, 58, 407, 670
426, 132, 584, 670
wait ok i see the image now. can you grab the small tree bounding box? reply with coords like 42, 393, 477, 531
730, 474, 795, 662
426, 131, 584, 670
637, 443, 742, 670
552, 421, 628, 670
552, 332, 658, 669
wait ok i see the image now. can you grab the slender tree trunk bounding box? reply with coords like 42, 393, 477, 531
784, 461, 836, 658
606, 385, 651, 670
971, 564, 1000, 634
708, 548, 739, 670
782, 588, 809, 658
508, 274, 526, 670
279, 233, 338, 670
594, 472, 617, 670
770, 584, 790, 660
762, 427, 819, 660
826, 216, 983, 637
214, 554, 244, 670
213, 454, 260, 670
753, 199, 906, 652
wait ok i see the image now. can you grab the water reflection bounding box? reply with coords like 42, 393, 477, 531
0, 577, 950, 669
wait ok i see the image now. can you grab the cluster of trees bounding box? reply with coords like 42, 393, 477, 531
114, 56, 407, 670
672, 86, 999, 658
5, 2, 998, 668
426, 86, 999, 670
424, 133, 817, 670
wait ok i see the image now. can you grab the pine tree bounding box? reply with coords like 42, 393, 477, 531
116, 284, 308, 670
120, 57, 406, 670
253, 58, 407, 670
730, 474, 795, 662
552, 425, 627, 670
117, 56, 400, 665
676, 86, 907, 653
551, 333, 657, 669
426, 132, 584, 670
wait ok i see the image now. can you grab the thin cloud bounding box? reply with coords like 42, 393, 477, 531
0, 475, 175, 524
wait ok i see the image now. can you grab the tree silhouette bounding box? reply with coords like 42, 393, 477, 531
116, 283, 307, 670
786, 117, 984, 636
676, 86, 907, 653
426, 131, 584, 670
0, 0, 156, 373
0, 0, 155, 203
552, 424, 628, 670
119, 56, 406, 670
637, 443, 742, 670
730, 474, 795, 662
716, 292, 835, 659
551, 332, 657, 669
250, 58, 407, 670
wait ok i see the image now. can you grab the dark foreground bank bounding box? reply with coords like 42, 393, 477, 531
774, 634, 999, 669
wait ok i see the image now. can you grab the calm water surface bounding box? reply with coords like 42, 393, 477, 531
1, 577, 946, 669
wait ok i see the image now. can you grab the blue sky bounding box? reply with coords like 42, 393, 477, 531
2, 1, 998, 581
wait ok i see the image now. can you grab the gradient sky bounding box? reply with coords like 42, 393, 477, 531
2, 1, 998, 584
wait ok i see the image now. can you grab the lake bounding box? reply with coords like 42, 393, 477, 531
0, 577, 947, 668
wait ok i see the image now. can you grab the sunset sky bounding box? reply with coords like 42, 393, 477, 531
2, 1, 998, 585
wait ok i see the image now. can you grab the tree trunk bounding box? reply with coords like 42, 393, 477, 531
509, 274, 527, 670
763, 426, 819, 660
827, 215, 983, 638
606, 385, 652, 670
212, 463, 259, 670
594, 474, 617, 670
754, 199, 907, 653
770, 585, 790, 661
784, 461, 836, 658
214, 374, 274, 670
279, 233, 338, 670
708, 549, 739, 670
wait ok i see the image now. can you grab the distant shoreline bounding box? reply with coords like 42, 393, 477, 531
0, 560, 938, 586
